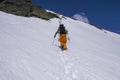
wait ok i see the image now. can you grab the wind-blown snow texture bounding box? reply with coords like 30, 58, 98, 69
0, 11, 120, 80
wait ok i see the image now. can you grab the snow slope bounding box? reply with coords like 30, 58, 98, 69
0, 11, 120, 80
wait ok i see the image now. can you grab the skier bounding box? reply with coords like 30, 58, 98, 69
54, 24, 69, 50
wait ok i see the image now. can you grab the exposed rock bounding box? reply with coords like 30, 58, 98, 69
0, 0, 59, 20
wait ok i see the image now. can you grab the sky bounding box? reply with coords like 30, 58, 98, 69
31, 0, 120, 34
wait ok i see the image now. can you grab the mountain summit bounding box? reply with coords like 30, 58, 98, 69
0, 0, 59, 20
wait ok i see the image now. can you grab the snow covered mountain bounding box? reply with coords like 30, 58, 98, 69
0, 11, 120, 80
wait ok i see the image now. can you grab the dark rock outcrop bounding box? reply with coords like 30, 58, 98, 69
0, 0, 59, 20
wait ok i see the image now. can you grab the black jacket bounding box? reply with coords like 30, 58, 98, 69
54, 25, 68, 38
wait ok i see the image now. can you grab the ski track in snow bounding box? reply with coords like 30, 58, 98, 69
58, 51, 80, 80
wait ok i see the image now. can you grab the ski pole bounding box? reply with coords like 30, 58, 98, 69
52, 38, 55, 45
68, 38, 70, 45
68, 36, 70, 45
